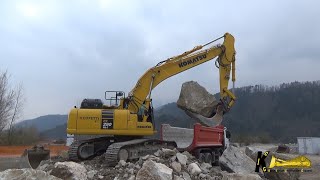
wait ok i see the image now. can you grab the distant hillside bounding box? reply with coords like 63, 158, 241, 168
36, 81, 320, 143
154, 102, 195, 129
40, 123, 67, 140
223, 81, 320, 143
156, 81, 320, 143
16, 115, 67, 133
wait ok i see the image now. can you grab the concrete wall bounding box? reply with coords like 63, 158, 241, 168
297, 137, 320, 155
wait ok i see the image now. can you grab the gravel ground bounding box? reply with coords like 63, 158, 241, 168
0, 157, 22, 171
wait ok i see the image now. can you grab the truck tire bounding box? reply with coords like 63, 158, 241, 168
204, 152, 212, 164
198, 153, 206, 163
212, 150, 220, 166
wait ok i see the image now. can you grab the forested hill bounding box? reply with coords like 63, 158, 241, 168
223, 81, 320, 142
154, 81, 320, 143
37, 81, 320, 143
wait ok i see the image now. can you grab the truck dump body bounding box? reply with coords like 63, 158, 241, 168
160, 123, 225, 152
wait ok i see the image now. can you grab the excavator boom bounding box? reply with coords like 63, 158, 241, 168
127, 33, 236, 114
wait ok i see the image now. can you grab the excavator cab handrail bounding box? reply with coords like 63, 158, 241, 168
105, 91, 125, 106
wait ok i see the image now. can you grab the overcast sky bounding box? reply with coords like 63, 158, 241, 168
1, 0, 319, 120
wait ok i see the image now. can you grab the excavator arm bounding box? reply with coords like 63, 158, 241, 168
126, 33, 236, 114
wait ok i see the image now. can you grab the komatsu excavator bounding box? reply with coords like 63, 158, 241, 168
67, 33, 236, 166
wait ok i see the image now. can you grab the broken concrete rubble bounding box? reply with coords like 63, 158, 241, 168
154, 149, 162, 157
171, 161, 182, 172
200, 162, 212, 174
220, 145, 257, 174
182, 171, 192, 180
118, 160, 126, 167
245, 146, 268, 161
221, 173, 263, 180
0, 168, 61, 180
87, 170, 97, 179
136, 160, 173, 180
187, 162, 202, 175
51, 161, 88, 180
3, 145, 276, 180
173, 174, 184, 180
162, 148, 176, 157
176, 152, 188, 166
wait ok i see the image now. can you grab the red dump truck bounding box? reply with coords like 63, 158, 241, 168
161, 123, 230, 165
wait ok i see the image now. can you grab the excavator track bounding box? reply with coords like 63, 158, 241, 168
105, 139, 177, 166
68, 140, 82, 161
68, 137, 111, 161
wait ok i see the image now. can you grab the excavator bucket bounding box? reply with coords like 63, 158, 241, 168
185, 105, 224, 127
20, 145, 50, 169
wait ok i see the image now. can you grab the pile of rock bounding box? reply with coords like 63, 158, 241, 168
38, 146, 262, 180
0, 145, 266, 180
96, 148, 222, 180
0, 169, 60, 180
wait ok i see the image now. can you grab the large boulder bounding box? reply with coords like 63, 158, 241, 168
0, 169, 61, 180
50, 161, 88, 180
136, 160, 173, 180
170, 161, 181, 172
161, 148, 176, 157
219, 145, 257, 174
245, 146, 268, 161
187, 163, 202, 175
177, 81, 219, 117
176, 153, 188, 166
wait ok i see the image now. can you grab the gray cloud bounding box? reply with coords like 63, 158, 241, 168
1, 0, 319, 120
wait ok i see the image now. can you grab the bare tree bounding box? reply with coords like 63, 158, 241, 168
0, 71, 14, 132
8, 84, 24, 144
0, 71, 24, 137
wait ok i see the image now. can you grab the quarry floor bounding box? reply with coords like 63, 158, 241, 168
0, 144, 319, 179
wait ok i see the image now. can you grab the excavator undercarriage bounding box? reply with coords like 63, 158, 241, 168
68, 136, 176, 166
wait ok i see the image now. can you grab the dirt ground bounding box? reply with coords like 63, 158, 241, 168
299, 154, 320, 180
0, 145, 69, 157
0, 145, 69, 171
0, 157, 23, 171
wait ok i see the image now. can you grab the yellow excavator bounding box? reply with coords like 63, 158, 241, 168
67, 33, 236, 166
